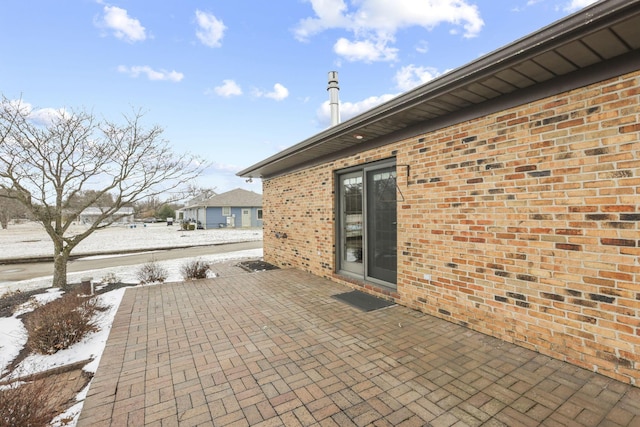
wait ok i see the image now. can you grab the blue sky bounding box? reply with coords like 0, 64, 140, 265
0, 0, 597, 194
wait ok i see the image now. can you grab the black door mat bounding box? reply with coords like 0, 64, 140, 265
237, 260, 280, 272
332, 290, 396, 312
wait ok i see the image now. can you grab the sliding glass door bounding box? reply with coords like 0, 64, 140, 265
338, 161, 397, 288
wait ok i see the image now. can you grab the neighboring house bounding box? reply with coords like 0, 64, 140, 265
239, 0, 640, 386
179, 188, 262, 229
78, 207, 135, 225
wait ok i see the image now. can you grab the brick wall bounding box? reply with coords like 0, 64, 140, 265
263, 70, 640, 385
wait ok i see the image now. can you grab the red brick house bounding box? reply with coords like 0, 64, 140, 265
239, 0, 640, 385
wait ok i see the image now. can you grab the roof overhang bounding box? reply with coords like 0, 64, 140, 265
238, 0, 640, 179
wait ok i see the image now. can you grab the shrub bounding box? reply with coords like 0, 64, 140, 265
100, 272, 120, 285
136, 259, 168, 284
24, 292, 102, 355
0, 379, 58, 427
180, 259, 211, 280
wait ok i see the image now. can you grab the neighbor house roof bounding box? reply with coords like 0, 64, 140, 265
238, 0, 640, 180
80, 207, 134, 216
198, 188, 262, 208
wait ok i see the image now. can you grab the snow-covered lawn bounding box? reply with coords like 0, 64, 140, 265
0, 221, 264, 426
1, 221, 262, 259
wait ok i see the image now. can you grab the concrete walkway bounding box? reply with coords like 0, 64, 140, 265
78, 266, 640, 426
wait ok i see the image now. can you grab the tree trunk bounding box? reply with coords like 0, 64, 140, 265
52, 250, 70, 290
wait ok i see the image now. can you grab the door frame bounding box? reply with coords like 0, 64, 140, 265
335, 159, 397, 289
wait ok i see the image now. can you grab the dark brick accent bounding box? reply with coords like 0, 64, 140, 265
419, 147, 428, 153
573, 299, 597, 307
528, 170, 551, 177
589, 294, 616, 303
494, 295, 508, 303
516, 301, 530, 308
467, 178, 483, 184
517, 274, 537, 282
541, 292, 564, 302
462, 136, 477, 143
601, 238, 636, 247
488, 188, 505, 194
430, 177, 442, 182
556, 243, 582, 251
438, 308, 451, 316
566, 289, 582, 297
446, 263, 458, 268
577, 315, 597, 324
542, 114, 568, 125
417, 179, 427, 184
418, 137, 425, 143
621, 214, 640, 221
556, 229, 582, 235
477, 158, 495, 165
445, 163, 459, 169
585, 147, 609, 156
495, 271, 511, 277
531, 214, 553, 220
586, 214, 617, 221
605, 222, 635, 229
486, 163, 504, 170
506, 292, 527, 301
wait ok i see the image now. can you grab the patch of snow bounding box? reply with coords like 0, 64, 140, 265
0, 222, 264, 426
0, 221, 262, 259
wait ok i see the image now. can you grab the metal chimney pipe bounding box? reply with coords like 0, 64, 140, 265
327, 71, 340, 126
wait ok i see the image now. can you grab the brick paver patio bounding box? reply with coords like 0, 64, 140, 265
78, 265, 640, 426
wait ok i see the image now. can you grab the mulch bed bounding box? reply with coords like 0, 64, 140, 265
0, 281, 135, 319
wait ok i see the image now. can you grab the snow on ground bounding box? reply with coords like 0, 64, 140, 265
0, 221, 264, 426
0, 221, 262, 259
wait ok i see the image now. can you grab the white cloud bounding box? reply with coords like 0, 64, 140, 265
28, 107, 70, 126
98, 5, 146, 43
394, 65, 441, 91
254, 83, 289, 101
294, 0, 484, 62
1, 99, 69, 126
316, 93, 397, 127
117, 65, 184, 82
563, 0, 598, 12
212, 80, 243, 97
195, 10, 226, 48
415, 40, 429, 54
334, 37, 398, 62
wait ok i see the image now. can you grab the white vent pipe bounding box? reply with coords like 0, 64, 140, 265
327, 71, 340, 126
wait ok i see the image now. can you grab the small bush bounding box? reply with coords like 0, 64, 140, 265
24, 293, 102, 355
136, 259, 168, 284
0, 379, 58, 427
180, 259, 211, 280
100, 272, 120, 285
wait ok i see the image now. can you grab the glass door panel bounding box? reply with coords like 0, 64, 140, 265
366, 167, 397, 285
340, 172, 363, 275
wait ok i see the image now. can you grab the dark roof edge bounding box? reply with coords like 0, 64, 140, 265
238, 0, 639, 178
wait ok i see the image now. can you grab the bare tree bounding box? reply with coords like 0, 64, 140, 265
173, 183, 217, 204
0, 97, 207, 289
0, 188, 29, 229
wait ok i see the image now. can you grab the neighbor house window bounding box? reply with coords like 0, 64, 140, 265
257, 209, 263, 220
222, 207, 231, 216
